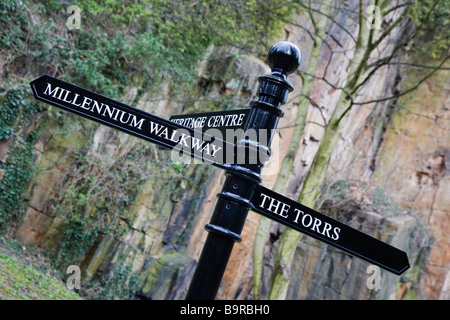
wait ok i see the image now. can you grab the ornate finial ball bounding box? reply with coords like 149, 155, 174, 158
268, 41, 301, 75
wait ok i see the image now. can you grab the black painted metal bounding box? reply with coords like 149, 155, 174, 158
185, 41, 301, 300
29, 74, 233, 168
250, 185, 410, 275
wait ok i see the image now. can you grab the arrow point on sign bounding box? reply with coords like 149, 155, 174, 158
395, 251, 410, 275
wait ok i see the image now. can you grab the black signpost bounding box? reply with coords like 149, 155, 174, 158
30, 41, 409, 300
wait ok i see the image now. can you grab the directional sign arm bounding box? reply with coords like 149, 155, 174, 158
250, 185, 410, 275
30, 75, 233, 169
169, 109, 251, 132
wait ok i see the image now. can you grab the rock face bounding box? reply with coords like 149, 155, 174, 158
1, 2, 448, 300
371, 67, 450, 299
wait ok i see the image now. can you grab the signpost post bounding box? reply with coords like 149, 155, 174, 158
184, 41, 304, 300
30, 41, 409, 300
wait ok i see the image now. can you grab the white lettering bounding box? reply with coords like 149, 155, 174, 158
149, 121, 164, 135
79, 96, 92, 110
101, 104, 116, 118
225, 304, 269, 315
302, 213, 313, 228
292, 209, 340, 241
236, 113, 245, 126
209, 143, 222, 157
43, 83, 60, 97
61, 89, 73, 103
213, 116, 220, 127
258, 193, 290, 219
57, 88, 67, 100
230, 114, 238, 126
321, 221, 332, 238
191, 136, 204, 152
158, 127, 169, 139
259, 193, 271, 209
41, 83, 146, 131
90, 100, 102, 113
207, 116, 214, 128
180, 304, 214, 317
111, 108, 122, 121
332, 227, 340, 240
71, 93, 82, 106
279, 202, 290, 218
119, 110, 131, 124
201, 143, 210, 155
311, 217, 322, 233
178, 133, 190, 147
129, 115, 145, 130
293, 208, 303, 224
268, 197, 281, 214
169, 129, 179, 143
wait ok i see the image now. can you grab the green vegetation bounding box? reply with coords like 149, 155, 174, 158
0, 250, 81, 299
0, 87, 41, 232
410, 0, 449, 59
78, 251, 143, 300
321, 179, 409, 218
1, 0, 291, 96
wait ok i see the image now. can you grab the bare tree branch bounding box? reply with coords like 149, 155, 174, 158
297, 0, 358, 43
352, 54, 450, 106
381, 1, 415, 17
368, 4, 410, 53
376, 61, 450, 70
